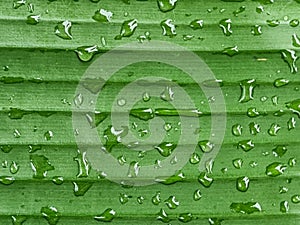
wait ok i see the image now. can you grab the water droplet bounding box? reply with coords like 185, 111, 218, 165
272, 145, 287, 157
256, 6, 264, 13
157, 0, 177, 12
0, 176, 15, 185
251, 25, 262, 35
74, 151, 90, 178
28, 144, 41, 153
152, 192, 161, 205
30, 154, 54, 179
281, 49, 298, 73
127, 161, 140, 178
44, 130, 54, 141
160, 86, 174, 101
267, 19, 280, 27
266, 162, 286, 177
219, 18, 232, 36
193, 189, 202, 201
198, 140, 214, 153
1, 145, 13, 153
73, 181, 93, 196
274, 78, 289, 87
155, 171, 185, 185
291, 195, 300, 204
115, 19, 138, 39
247, 107, 260, 118
75, 45, 99, 62
198, 172, 214, 188
238, 140, 254, 152
2, 160, 8, 168
103, 126, 125, 152
41, 206, 60, 225
92, 9, 113, 22
54, 20, 72, 40
130, 108, 154, 121
230, 202, 262, 214
165, 196, 179, 209
279, 186, 288, 194
233, 158, 243, 169
287, 117, 296, 130
286, 99, 300, 116
280, 201, 289, 213
119, 192, 132, 204
292, 33, 300, 47
236, 176, 250, 192
85, 111, 108, 128
178, 213, 193, 223
249, 161, 258, 168
268, 123, 281, 136
232, 124, 243, 136
12, 215, 27, 225
249, 122, 260, 135
137, 196, 145, 204
13, 0, 26, 9
288, 157, 297, 167
189, 152, 200, 164
272, 95, 279, 106
156, 209, 170, 223
52, 176, 64, 185
13, 129, 21, 138
239, 79, 256, 103
161, 19, 176, 37
117, 155, 127, 165
183, 34, 194, 41
189, 19, 204, 30
205, 158, 214, 174
137, 31, 151, 43
233, 6, 246, 16
10, 161, 19, 174
94, 208, 116, 222
290, 19, 299, 27
208, 218, 224, 225
260, 96, 268, 102
273, 110, 285, 117
26, 14, 40, 25
2, 65, 9, 71
154, 142, 176, 157
142, 92, 151, 102
222, 46, 239, 57
27, 3, 34, 13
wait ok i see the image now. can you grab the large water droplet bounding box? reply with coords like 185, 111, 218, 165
94, 208, 116, 222
157, 0, 177, 12
30, 154, 54, 179
266, 162, 286, 177
198, 140, 214, 153
75, 45, 99, 62
0, 176, 15, 185
92, 9, 113, 22
238, 140, 254, 152
219, 18, 232, 36
165, 196, 179, 209
54, 20, 72, 40
236, 176, 250, 192
230, 202, 262, 214
198, 172, 214, 187
41, 206, 60, 225
239, 79, 256, 103
268, 123, 281, 136
154, 142, 176, 157
272, 145, 287, 157
232, 124, 243, 136
161, 19, 176, 37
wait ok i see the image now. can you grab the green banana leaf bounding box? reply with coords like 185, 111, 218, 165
0, 0, 299, 224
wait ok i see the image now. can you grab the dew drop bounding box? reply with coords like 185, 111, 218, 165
268, 123, 281, 136
12, 215, 27, 225
30, 154, 54, 179
272, 145, 287, 157
274, 78, 289, 87
222, 46, 239, 57
115, 19, 138, 39
239, 79, 256, 103
198, 172, 214, 188
73, 181, 93, 196
130, 108, 154, 121
291, 195, 300, 204
251, 25, 262, 35
238, 140, 254, 152
287, 117, 296, 130
54, 20, 72, 40
152, 192, 161, 205
230, 202, 262, 214
189, 19, 204, 30
236, 176, 250, 192
157, 0, 177, 12
92, 9, 113, 22
94, 208, 116, 222
219, 18, 232, 36
44, 130, 54, 141
198, 140, 214, 153
10, 161, 19, 174
286, 99, 300, 117
288, 157, 297, 167
189, 152, 200, 164
165, 196, 179, 209
281, 49, 298, 73
247, 107, 260, 117
280, 201, 289, 213
154, 142, 176, 157
160, 86, 174, 101
266, 162, 286, 177
267, 19, 280, 27
232, 158, 243, 169
156, 209, 170, 223
26, 14, 40, 25
249, 122, 260, 135
178, 213, 193, 223
41, 206, 60, 225
75, 45, 99, 62
193, 189, 202, 201
52, 176, 64, 185
13, 0, 26, 9
232, 124, 243, 136
290, 19, 299, 27
161, 19, 176, 37
0, 176, 15, 185
74, 151, 90, 178
292, 33, 300, 47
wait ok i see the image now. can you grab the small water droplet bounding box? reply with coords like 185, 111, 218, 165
119, 192, 132, 204
13, 129, 21, 138
280, 201, 289, 213
267, 19, 280, 27
230, 202, 262, 214
92, 9, 113, 22
13, 0, 26, 9
178, 213, 193, 223
130, 108, 154, 121
26, 14, 40, 25
137, 196, 145, 204
165, 196, 179, 209
75, 45, 99, 62
142, 92, 151, 102
54, 20, 72, 40
117, 155, 127, 165
157, 0, 177, 12
44, 130, 54, 141
198, 172, 214, 188
161, 86, 174, 101
256, 6, 264, 13
287, 117, 296, 130
152, 192, 161, 205
73, 181, 93, 196
12, 215, 27, 225
233, 6, 246, 16
30, 154, 54, 179
94, 208, 116, 222
247, 107, 260, 118
233, 158, 243, 169
198, 140, 214, 153
281, 49, 298, 73
268, 123, 281, 136
288, 157, 297, 167
155, 171, 185, 185
292, 33, 300, 47
189, 19, 204, 30
238, 140, 254, 152
274, 78, 289, 87
154, 142, 176, 157
208, 218, 224, 225
189, 152, 200, 164
239, 79, 256, 103
160, 19, 176, 37
10, 161, 19, 174
272, 145, 287, 157
74, 151, 90, 178
249, 161, 258, 168
223, 46, 239, 57
279, 186, 288, 194
52, 176, 64, 185
266, 162, 286, 177
286, 99, 300, 116
41, 206, 60, 225
115, 19, 138, 39
290, 19, 299, 27
291, 195, 300, 204
193, 189, 202, 201
236, 176, 250, 192
156, 209, 170, 223
232, 124, 243, 136
0, 176, 15, 185
272, 95, 279, 106
219, 18, 232, 36
127, 161, 140, 178
249, 122, 260, 135
27, 3, 34, 13
251, 25, 262, 35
